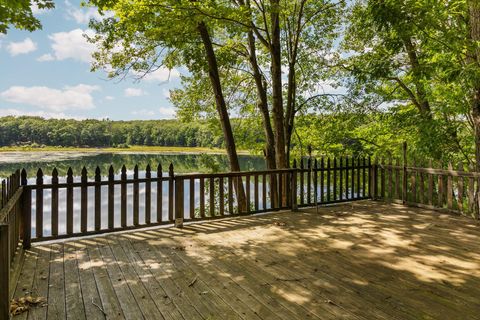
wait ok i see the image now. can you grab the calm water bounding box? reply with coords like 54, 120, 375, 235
0, 151, 266, 179
0, 152, 268, 237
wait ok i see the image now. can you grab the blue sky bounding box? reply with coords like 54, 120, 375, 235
0, 0, 181, 120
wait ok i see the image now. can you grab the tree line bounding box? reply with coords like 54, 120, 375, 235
0, 116, 224, 148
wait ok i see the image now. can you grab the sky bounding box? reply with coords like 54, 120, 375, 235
0, 0, 181, 121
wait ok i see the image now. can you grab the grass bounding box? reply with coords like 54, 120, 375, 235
0, 145, 251, 154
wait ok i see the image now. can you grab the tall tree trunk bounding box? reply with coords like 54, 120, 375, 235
270, 0, 287, 169
468, 0, 480, 171
247, 30, 277, 170
285, 62, 297, 164
197, 21, 246, 210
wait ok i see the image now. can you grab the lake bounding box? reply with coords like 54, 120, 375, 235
0, 151, 266, 179
0, 152, 269, 237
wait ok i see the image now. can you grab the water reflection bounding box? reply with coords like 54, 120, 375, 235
0, 152, 266, 178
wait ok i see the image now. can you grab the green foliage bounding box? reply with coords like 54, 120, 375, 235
0, 0, 54, 34
0, 116, 224, 148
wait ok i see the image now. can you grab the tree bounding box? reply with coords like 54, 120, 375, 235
170, 0, 343, 169
0, 0, 54, 34
340, 0, 473, 164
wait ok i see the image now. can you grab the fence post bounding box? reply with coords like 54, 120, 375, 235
291, 161, 298, 212
0, 224, 9, 320
20, 169, 31, 249
174, 176, 184, 228
403, 141, 408, 204
168, 163, 175, 222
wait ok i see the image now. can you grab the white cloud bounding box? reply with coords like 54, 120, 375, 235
0, 84, 100, 112
135, 67, 180, 82
124, 88, 147, 97
48, 29, 96, 63
105, 95, 115, 100
162, 88, 170, 99
158, 106, 176, 119
0, 108, 85, 120
65, 0, 113, 24
31, 3, 49, 15
36, 53, 54, 62
131, 109, 155, 117
6, 38, 37, 56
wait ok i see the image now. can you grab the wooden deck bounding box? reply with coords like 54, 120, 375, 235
11, 201, 480, 320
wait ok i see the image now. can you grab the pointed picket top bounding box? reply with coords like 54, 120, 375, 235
327, 157, 331, 167
121, 165, 127, 179
36, 168, 44, 185
292, 158, 297, 168
339, 156, 343, 169
134, 164, 139, 179
314, 158, 318, 169
300, 158, 304, 169
108, 165, 114, 180
169, 163, 174, 177
67, 167, 74, 183
458, 161, 464, 172
321, 156, 325, 168
95, 166, 101, 182
52, 168, 59, 184
146, 164, 151, 178
157, 163, 163, 178
81, 166, 88, 183
333, 157, 337, 168
21, 169, 27, 186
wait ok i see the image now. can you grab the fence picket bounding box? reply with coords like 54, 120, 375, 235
67, 167, 74, 235
51, 168, 59, 237
80, 167, 88, 233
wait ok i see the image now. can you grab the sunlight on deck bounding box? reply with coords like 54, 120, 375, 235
11, 201, 480, 320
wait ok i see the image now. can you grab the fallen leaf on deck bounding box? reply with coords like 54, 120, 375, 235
10, 296, 47, 316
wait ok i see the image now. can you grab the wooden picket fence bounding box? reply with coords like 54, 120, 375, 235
0, 170, 25, 319
374, 158, 480, 217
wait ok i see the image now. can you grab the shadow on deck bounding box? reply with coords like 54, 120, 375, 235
11, 201, 480, 319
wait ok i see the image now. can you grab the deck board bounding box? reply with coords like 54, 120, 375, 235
12, 201, 480, 319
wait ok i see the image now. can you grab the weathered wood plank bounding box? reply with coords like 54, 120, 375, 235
64, 242, 86, 319
47, 243, 66, 319
87, 241, 124, 319
27, 245, 51, 320
74, 242, 105, 320
116, 236, 185, 320
98, 239, 144, 319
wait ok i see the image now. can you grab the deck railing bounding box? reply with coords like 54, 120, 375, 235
7, 156, 371, 244
373, 159, 480, 218
0, 170, 25, 320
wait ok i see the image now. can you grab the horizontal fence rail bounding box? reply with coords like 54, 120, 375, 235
374, 158, 480, 218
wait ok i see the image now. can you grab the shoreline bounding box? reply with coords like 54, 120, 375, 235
0, 146, 252, 155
